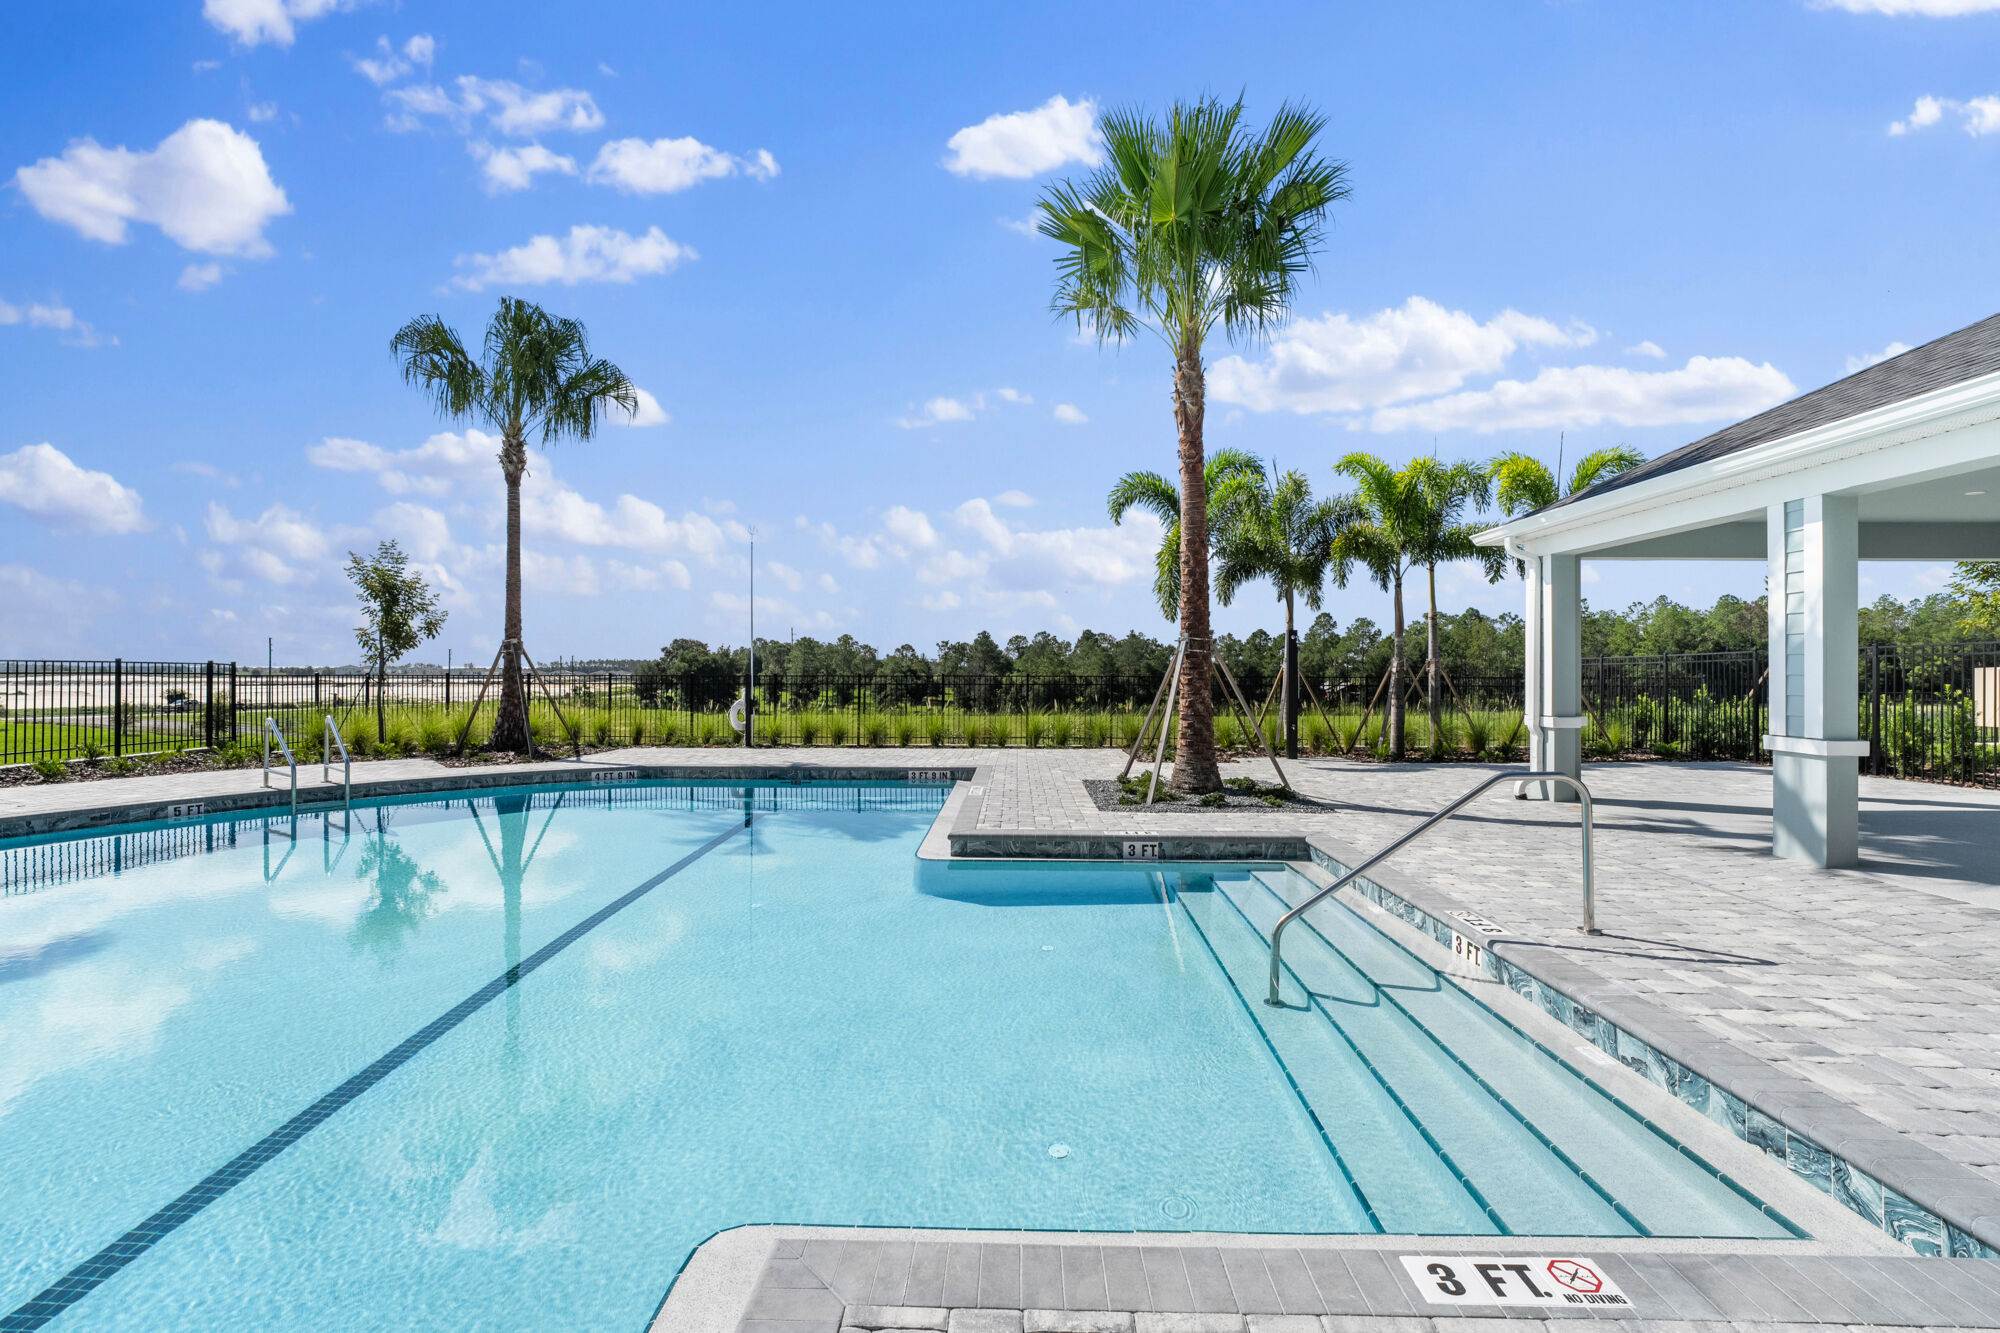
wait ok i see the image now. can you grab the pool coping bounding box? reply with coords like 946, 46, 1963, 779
0, 760, 976, 843
942, 768, 2000, 1264
658, 1224, 2000, 1332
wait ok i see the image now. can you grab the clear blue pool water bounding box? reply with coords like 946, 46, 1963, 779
0, 781, 1793, 1330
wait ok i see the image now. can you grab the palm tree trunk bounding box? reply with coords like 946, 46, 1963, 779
1283, 589, 1298, 760
1388, 568, 1406, 761
1170, 343, 1221, 794
1427, 559, 1442, 755
491, 430, 532, 754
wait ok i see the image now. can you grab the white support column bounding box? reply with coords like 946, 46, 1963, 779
1763, 495, 1866, 866
1521, 550, 1544, 783
1530, 553, 1584, 801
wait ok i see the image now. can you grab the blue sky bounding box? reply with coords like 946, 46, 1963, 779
6, 0, 2000, 665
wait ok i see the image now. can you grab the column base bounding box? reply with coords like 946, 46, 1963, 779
1770, 748, 1861, 867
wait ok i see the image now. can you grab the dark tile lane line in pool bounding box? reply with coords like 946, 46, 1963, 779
0, 811, 758, 1333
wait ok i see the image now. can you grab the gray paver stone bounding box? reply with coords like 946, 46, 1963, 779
1024, 1312, 1136, 1333
948, 1313, 1026, 1333
846, 1308, 952, 1330
1136, 1316, 1249, 1333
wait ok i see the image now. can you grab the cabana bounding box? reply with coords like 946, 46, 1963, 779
1476, 314, 2000, 866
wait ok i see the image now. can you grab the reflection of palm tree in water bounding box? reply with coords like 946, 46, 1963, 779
351, 814, 446, 962
494, 793, 529, 1048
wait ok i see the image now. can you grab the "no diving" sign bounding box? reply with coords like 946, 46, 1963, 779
1399, 1254, 1633, 1308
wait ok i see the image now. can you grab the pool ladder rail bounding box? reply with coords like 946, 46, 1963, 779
261, 716, 298, 829
322, 713, 351, 815
1265, 770, 1597, 1008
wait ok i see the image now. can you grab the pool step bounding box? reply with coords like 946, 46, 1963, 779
1195, 873, 1633, 1238
1224, 869, 1792, 1241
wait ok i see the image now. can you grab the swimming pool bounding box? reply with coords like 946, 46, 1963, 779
0, 780, 1795, 1330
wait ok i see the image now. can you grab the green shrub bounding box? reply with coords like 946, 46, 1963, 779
757, 713, 782, 746
79, 740, 106, 762
1215, 715, 1241, 750
591, 715, 613, 746
893, 715, 916, 746
103, 757, 136, 776
826, 715, 849, 746
1259, 792, 1286, 807
421, 716, 456, 754
1088, 714, 1111, 747
1024, 713, 1047, 748
925, 714, 947, 747
1303, 715, 1332, 754
1117, 713, 1144, 749
1651, 739, 1681, 760
799, 714, 820, 746
862, 713, 889, 746
1199, 790, 1228, 808
32, 758, 66, 780
1050, 713, 1073, 748
629, 718, 648, 746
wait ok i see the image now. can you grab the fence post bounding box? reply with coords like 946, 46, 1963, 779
204, 661, 215, 750
113, 657, 124, 758
1868, 646, 1882, 776
229, 662, 238, 745
314, 672, 322, 709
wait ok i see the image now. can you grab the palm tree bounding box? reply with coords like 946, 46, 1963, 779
1108, 449, 1263, 621
1488, 441, 1646, 516
1331, 454, 1503, 759
1039, 97, 1348, 793
1210, 463, 1356, 756
391, 298, 636, 753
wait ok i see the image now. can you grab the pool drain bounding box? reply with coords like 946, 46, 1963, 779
1048, 1143, 1070, 1159
1159, 1194, 1193, 1221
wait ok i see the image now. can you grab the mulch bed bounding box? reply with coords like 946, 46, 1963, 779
1081, 777, 1338, 814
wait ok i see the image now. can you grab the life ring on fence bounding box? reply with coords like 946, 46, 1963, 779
728, 693, 754, 733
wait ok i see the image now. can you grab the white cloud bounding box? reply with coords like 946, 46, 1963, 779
1888, 93, 2000, 135
0, 444, 147, 534
896, 396, 976, 429
203, 0, 365, 48
817, 573, 839, 594
404, 34, 434, 66
767, 561, 804, 591
15, 119, 290, 256
586, 137, 780, 194
1847, 341, 1913, 373
204, 501, 330, 582
307, 430, 492, 496
609, 387, 670, 427
521, 550, 599, 596
0, 297, 102, 346
1818, 0, 2000, 13
1625, 340, 1666, 359
991, 386, 1032, 405
1052, 403, 1088, 424
451, 224, 692, 290
1366, 356, 1796, 434
994, 490, 1035, 508
799, 517, 883, 569
352, 36, 410, 85
387, 76, 602, 136
881, 505, 939, 551
469, 141, 577, 193
944, 94, 1102, 179
246, 101, 278, 123
1210, 296, 1597, 414
607, 559, 690, 592
178, 262, 226, 292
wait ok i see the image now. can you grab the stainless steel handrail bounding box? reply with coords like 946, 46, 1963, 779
262, 716, 298, 825
1266, 769, 1597, 1006
323, 714, 350, 811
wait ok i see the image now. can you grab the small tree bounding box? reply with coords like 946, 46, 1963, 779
1949, 561, 2000, 635
345, 540, 448, 745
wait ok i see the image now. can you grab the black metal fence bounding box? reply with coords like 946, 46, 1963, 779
6, 644, 1997, 785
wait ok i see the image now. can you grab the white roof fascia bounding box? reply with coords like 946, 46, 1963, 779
1476, 367, 2000, 557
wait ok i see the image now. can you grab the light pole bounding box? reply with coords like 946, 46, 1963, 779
745, 527, 756, 748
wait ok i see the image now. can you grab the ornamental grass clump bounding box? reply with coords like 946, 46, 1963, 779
1050, 713, 1073, 748
925, 714, 947, 746
1024, 713, 1048, 748
862, 713, 889, 746
826, 715, 850, 746
1088, 714, 1111, 748
894, 715, 916, 746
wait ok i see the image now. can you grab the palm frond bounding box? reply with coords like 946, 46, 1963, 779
1567, 444, 1646, 496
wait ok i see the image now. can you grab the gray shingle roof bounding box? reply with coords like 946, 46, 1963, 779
1543, 310, 2000, 512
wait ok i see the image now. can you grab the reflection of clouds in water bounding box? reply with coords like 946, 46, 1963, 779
586, 913, 685, 973
427, 1146, 578, 1254
0, 960, 190, 1118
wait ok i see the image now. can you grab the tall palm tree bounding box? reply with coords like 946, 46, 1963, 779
1488, 441, 1646, 516
1211, 463, 1356, 756
1040, 97, 1348, 794
391, 298, 636, 752
1331, 454, 1503, 759
1108, 449, 1263, 621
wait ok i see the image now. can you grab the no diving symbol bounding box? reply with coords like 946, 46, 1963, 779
1547, 1259, 1601, 1294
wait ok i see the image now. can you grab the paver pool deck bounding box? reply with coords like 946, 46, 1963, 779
6, 748, 1998, 1329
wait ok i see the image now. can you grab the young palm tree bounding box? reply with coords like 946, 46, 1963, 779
1331, 454, 1503, 759
1107, 449, 1263, 621
1488, 441, 1646, 516
391, 298, 636, 753
1040, 97, 1348, 793
1210, 464, 1356, 756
